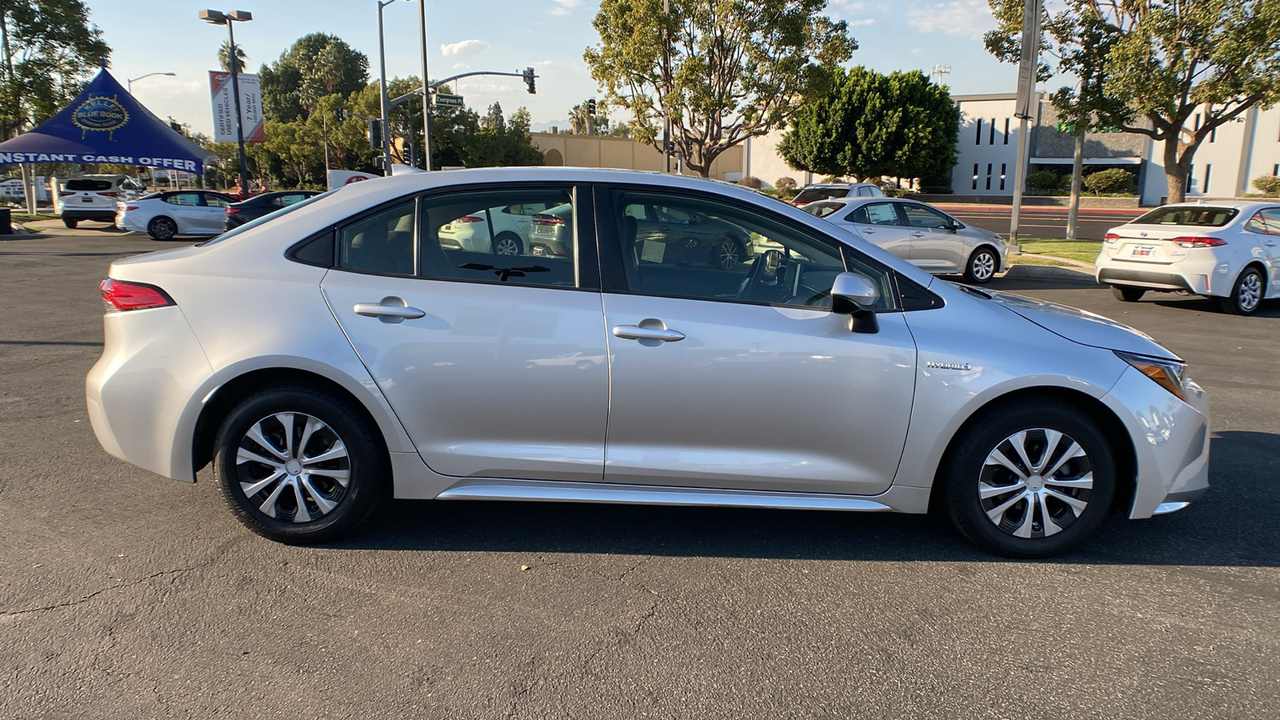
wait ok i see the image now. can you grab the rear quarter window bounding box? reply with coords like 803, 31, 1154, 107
65, 179, 113, 191
793, 187, 848, 204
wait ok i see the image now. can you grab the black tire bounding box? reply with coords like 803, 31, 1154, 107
492, 232, 523, 256
62, 218, 78, 229
213, 385, 388, 544
148, 216, 177, 240
710, 236, 746, 269
1219, 266, 1265, 315
964, 246, 999, 284
1111, 285, 1145, 302
942, 400, 1116, 558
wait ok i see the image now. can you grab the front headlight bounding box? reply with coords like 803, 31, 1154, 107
1115, 351, 1188, 402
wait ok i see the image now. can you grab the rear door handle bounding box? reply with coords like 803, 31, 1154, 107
612, 319, 685, 343
912, 231, 925, 237
354, 297, 425, 322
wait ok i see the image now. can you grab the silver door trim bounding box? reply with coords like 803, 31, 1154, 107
437, 478, 893, 511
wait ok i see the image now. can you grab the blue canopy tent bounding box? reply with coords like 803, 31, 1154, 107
0, 68, 214, 174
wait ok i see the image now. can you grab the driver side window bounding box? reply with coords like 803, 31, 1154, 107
610, 189, 888, 310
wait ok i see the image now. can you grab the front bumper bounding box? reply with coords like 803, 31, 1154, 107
1101, 366, 1211, 519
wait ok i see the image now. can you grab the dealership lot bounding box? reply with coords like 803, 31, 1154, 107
2, 226, 1277, 718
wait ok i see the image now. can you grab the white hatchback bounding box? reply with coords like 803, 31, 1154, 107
1096, 201, 1280, 314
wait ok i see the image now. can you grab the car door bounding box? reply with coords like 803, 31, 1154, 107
840, 201, 913, 262
598, 186, 917, 496
1247, 208, 1280, 293
199, 193, 232, 233
161, 192, 206, 233
897, 202, 965, 273
320, 184, 610, 483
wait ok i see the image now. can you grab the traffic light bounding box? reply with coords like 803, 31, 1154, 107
336, 107, 347, 122
523, 66, 536, 94
587, 98, 596, 116
367, 118, 383, 148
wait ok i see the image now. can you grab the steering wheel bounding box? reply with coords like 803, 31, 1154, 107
737, 249, 785, 301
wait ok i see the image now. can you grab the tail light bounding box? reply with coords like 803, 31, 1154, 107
1172, 236, 1226, 248
226, 207, 240, 214
99, 191, 119, 197
59, 190, 76, 197
99, 279, 174, 312
1104, 233, 1120, 242
124, 205, 138, 212
456, 215, 484, 223
532, 215, 564, 226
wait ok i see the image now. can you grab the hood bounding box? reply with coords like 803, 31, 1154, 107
982, 289, 1181, 360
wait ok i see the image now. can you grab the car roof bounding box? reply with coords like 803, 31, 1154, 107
1149, 200, 1280, 213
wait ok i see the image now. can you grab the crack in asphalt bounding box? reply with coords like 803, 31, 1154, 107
1, 566, 202, 617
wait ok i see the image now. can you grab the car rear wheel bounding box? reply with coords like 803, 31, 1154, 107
964, 246, 999, 284
493, 232, 522, 256
1111, 286, 1146, 302
214, 386, 387, 544
942, 400, 1115, 557
63, 218, 78, 229
1220, 266, 1265, 315
710, 237, 746, 269
148, 216, 177, 240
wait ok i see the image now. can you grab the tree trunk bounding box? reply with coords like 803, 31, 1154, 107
1163, 136, 1189, 204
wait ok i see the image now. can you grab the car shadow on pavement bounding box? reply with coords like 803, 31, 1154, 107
333, 431, 1278, 567
985, 275, 1103, 292
1150, 295, 1280, 317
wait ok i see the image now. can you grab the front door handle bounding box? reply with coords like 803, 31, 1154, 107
612, 319, 685, 343
354, 297, 425, 323
912, 231, 925, 237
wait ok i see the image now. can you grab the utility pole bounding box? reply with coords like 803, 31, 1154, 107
1009, 0, 1041, 246
416, 0, 433, 171
377, 0, 395, 174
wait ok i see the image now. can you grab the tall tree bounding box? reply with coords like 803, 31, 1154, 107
986, 0, 1280, 203
218, 39, 246, 74
779, 67, 960, 181
0, 0, 110, 139
585, 0, 856, 177
259, 33, 369, 122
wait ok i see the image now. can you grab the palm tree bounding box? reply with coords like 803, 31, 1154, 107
219, 40, 247, 74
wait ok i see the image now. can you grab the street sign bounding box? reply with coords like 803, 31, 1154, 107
434, 94, 464, 108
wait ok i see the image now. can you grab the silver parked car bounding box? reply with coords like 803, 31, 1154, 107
87, 168, 1208, 557
802, 197, 1008, 283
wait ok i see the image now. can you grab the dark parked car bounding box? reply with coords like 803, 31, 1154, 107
224, 191, 322, 230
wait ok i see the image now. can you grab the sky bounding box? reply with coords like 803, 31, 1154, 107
82, 0, 1019, 137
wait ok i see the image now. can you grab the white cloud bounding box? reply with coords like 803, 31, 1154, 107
848, 18, 875, 27
829, 0, 865, 9
906, 0, 995, 39
550, 0, 581, 16
452, 63, 469, 71
441, 39, 488, 56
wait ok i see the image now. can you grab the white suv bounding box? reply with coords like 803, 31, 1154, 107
58, 175, 143, 228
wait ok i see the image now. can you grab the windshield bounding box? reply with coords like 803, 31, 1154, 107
1130, 206, 1239, 227
199, 190, 334, 246
793, 187, 848, 204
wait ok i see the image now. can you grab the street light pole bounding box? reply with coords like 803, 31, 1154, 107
199, 10, 253, 197
377, 0, 395, 174
416, 0, 433, 171
127, 71, 175, 94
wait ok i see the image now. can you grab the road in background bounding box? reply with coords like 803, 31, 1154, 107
938, 204, 1146, 241
2, 227, 1277, 719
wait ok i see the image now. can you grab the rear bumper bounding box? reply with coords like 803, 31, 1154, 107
1096, 254, 1234, 297
62, 208, 117, 220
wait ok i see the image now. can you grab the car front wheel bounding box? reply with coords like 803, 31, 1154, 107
964, 246, 999, 284
1220, 266, 1265, 315
148, 217, 177, 240
213, 386, 387, 544
942, 400, 1116, 557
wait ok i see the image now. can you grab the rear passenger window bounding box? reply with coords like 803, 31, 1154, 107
850, 202, 901, 225
419, 187, 578, 288
165, 193, 201, 206
338, 200, 416, 276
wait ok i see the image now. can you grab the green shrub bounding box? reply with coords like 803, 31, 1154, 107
1027, 170, 1062, 193
1083, 168, 1135, 195
739, 176, 763, 190
774, 176, 798, 194
1252, 175, 1280, 197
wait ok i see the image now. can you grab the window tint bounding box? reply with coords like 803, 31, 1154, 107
338, 200, 417, 276
612, 189, 870, 310
849, 202, 901, 226
66, 179, 113, 191
802, 202, 845, 219
165, 193, 202, 207
204, 194, 229, 208
901, 204, 952, 229
272, 193, 311, 207
792, 187, 847, 204
420, 187, 577, 288
1130, 206, 1238, 227
1247, 209, 1280, 235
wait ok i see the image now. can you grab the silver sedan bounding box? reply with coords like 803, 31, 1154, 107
87, 168, 1208, 558
801, 197, 1008, 283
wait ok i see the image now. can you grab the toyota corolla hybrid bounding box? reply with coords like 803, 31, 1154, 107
87, 168, 1209, 557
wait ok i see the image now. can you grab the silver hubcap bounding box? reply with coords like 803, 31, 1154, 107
971, 251, 995, 280
235, 412, 350, 523
716, 241, 740, 268
1239, 272, 1262, 311
978, 428, 1093, 539
495, 237, 519, 255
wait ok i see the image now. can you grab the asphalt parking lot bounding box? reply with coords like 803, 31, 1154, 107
2, 224, 1277, 719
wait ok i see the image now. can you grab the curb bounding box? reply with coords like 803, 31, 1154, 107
1003, 263, 1098, 281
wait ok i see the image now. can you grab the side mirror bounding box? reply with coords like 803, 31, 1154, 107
831, 272, 881, 334
947, 220, 961, 233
